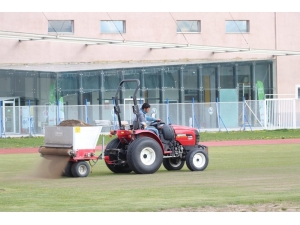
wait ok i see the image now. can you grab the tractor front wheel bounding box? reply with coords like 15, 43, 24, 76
186, 149, 209, 171
127, 137, 163, 174
163, 158, 185, 170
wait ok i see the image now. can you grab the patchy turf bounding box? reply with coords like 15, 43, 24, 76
0, 143, 300, 212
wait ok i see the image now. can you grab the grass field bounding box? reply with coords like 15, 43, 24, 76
0, 144, 299, 212
1, 128, 300, 149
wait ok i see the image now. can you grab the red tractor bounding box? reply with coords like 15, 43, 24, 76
103, 79, 209, 174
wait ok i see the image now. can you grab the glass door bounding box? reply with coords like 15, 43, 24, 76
3, 101, 15, 133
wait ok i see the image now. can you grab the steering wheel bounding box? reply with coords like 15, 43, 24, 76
149, 121, 165, 127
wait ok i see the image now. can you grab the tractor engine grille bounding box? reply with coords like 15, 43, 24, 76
167, 140, 183, 157
194, 130, 200, 144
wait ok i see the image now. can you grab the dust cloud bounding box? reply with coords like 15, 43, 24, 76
8, 156, 71, 180
31, 156, 70, 179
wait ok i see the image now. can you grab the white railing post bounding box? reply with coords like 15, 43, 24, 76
293, 99, 296, 128
264, 99, 267, 129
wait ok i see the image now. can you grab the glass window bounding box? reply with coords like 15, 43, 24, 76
101, 21, 125, 33
226, 20, 249, 33
237, 65, 251, 101
0, 70, 12, 97
82, 71, 100, 91
202, 67, 217, 102
220, 65, 234, 89
177, 20, 200, 33
57, 72, 78, 97
163, 66, 180, 103
183, 66, 197, 89
255, 63, 272, 98
48, 20, 74, 33
144, 72, 160, 89
103, 71, 121, 90
122, 69, 141, 89
13, 71, 35, 102
37, 72, 57, 105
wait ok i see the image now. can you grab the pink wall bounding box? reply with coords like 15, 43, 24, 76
0, 12, 300, 95
0, 12, 279, 63
273, 13, 300, 96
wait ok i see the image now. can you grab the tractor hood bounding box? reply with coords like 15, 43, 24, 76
171, 124, 200, 145
171, 125, 197, 133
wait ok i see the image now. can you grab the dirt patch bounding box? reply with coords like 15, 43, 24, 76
58, 119, 92, 126
161, 202, 300, 212
29, 155, 70, 179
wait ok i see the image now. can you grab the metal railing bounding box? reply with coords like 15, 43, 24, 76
1, 99, 300, 137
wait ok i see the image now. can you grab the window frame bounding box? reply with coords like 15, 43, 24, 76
100, 20, 126, 34
225, 20, 249, 33
176, 20, 201, 33
48, 20, 74, 34
296, 85, 300, 99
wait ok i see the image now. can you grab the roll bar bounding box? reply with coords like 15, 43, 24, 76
112, 79, 140, 130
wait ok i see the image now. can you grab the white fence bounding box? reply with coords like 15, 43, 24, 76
1, 99, 300, 137
265, 99, 296, 129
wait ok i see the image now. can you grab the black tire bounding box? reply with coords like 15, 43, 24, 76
62, 161, 73, 177
106, 163, 133, 173
163, 158, 185, 170
127, 137, 163, 174
71, 161, 90, 177
105, 138, 132, 173
186, 149, 209, 171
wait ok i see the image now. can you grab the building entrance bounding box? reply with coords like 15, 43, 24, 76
3, 100, 15, 133
0, 97, 20, 135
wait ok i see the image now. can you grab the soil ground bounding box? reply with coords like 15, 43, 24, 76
161, 202, 300, 212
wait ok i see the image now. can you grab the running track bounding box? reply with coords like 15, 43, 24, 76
1, 138, 299, 155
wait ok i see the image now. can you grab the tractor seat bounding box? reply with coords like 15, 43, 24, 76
132, 120, 140, 130
161, 125, 175, 140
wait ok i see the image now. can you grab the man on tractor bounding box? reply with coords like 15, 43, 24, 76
133, 102, 161, 136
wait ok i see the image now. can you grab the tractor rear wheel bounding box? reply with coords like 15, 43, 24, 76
105, 138, 132, 173
106, 163, 133, 173
71, 161, 90, 177
163, 158, 185, 170
186, 149, 209, 171
127, 137, 163, 174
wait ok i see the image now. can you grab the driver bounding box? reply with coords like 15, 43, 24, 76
133, 103, 161, 136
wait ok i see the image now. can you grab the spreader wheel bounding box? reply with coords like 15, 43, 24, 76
163, 158, 185, 170
71, 161, 90, 177
63, 161, 74, 177
127, 137, 163, 174
186, 149, 209, 171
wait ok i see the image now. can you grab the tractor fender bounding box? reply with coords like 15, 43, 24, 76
133, 130, 164, 152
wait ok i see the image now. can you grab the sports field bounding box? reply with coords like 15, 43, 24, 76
0, 142, 299, 212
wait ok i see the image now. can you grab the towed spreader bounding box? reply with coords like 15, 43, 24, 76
39, 125, 102, 177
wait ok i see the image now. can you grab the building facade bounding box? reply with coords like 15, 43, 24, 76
0, 12, 299, 107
